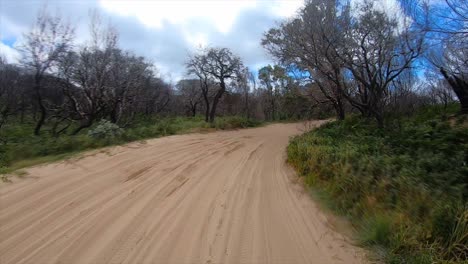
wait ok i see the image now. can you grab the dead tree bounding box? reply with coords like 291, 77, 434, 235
186, 47, 243, 123
19, 8, 74, 135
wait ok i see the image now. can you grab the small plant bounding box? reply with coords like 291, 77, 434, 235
87, 120, 124, 139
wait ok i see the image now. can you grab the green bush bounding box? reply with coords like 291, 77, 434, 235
88, 120, 124, 139
287, 107, 468, 263
213, 116, 262, 130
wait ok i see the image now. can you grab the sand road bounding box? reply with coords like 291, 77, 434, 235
0, 122, 366, 264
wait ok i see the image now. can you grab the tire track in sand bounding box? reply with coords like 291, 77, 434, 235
0, 122, 367, 264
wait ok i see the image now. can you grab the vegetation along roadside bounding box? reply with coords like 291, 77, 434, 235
287, 104, 468, 263
0, 116, 262, 178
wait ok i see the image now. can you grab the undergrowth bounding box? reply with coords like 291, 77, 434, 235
0, 115, 262, 176
287, 104, 468, 263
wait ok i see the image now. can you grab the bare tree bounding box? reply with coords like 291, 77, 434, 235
436, 1, 467, 113
186, 47, 243, 123
105, 50, 153, 124
235, 67, 254, 118
339, 1, 425, 125
0, 57, 25, 131
19, 7, 74, 135
425, 72, 456, 109
410, 0, 467, 113
177, 79, 202, 116
186, 52, 212, 122
58, 13, 119, 134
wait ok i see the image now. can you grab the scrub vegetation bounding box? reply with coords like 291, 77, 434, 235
288, 105, 468, 263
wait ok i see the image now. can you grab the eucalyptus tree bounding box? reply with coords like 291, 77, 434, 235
258, 65, 291, 120
262, 0, 349, 120
263, 0, 425, 125
235, 67, 255, 118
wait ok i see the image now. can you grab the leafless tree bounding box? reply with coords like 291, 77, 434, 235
235, 67, 255, 118
0, 57, 25, 131
105, 51, 153, 124
435, 1, 467, 113
186, 47, 244, 123
57, 13, 120, 134
338, 1, 425, 125
186, 52, 213, 122
19, 7, 74, 135
177, 79, 202, 116
409, 0, 467, 113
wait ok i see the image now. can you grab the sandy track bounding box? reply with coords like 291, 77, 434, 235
0, 122, 366, 264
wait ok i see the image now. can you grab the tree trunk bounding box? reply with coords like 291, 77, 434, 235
244, 93, 249, 118
33, 80, 46, 136
109, 105, 118, 123
335, 101, 345, 120
20, 94, 25, 123
375, 113, 384, 128
441, 68, 468, 114
209, 82, 226, 123
72, 116, 94, 135
191, 102, 197, 117
203, 95, 210, 122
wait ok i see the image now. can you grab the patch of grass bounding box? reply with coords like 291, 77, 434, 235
13, 170, 28, 178
287, 104, 468, 263
360, 214, 393, 247
0, 152, 80, 176
0, 115, 263, 178
211, 116, 263, 130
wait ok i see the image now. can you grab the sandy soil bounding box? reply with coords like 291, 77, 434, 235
0, 122, 366, 264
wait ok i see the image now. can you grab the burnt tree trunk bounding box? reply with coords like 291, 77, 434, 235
441, 68, 468, 114
191, 102, 198, 117
209, 81, 226, 123
33, 75, 46, 136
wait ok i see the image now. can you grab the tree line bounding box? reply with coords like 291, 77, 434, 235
0, 0, 466, 137
0, 9, 322, 137
263, 0, 466, 126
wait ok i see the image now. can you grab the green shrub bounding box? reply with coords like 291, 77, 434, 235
213, 116, 261, 130
287, 107, 468, 263
87, 120, 124, 139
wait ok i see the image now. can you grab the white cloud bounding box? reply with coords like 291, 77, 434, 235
350, 0, 405, 20
99, 0, 256, 33
350, 0, 411, 31
99, 0, 302, 45
0, 42, 20, 63
1, 0, 304, 80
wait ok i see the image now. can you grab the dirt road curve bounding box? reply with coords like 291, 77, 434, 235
0, 122, 366, 264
